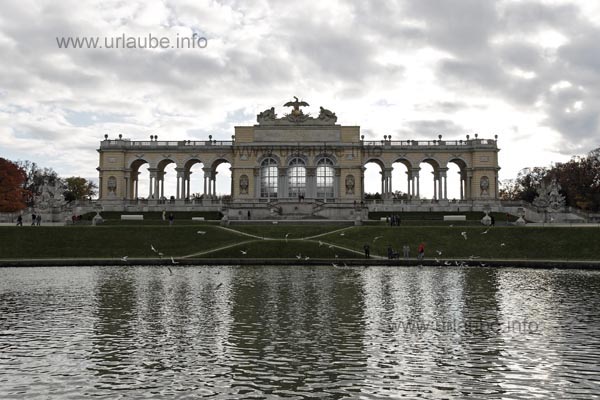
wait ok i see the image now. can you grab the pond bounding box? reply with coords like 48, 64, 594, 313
0, 266, 599, 399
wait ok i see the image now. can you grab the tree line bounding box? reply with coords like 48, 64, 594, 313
0, 158, 97, 212
499, 148, 600, 212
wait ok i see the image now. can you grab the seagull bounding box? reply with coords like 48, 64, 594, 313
340, 232, 345, 236
434, 257, 440, 264
171, 256, 178, 264
296, 254, 302, 259
373, 236, 383, 242
481, 229, 490, 234
332, 262, 338, 268
480, 263, 487, 267
151, 244, 158, 253
240, 250, 247, 255
120, 256, 128, 262
285, 233, 290, 242
444, 261, 452, 266
436, 250, 443, 255
304, 256, 310, 260
500, 243, 506, 247
461, 231, 468, 240
197, 230, 206, 235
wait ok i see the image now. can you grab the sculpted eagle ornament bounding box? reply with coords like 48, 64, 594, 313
284, 96, 309, 116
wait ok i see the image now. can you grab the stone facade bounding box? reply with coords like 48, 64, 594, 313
97, 99, 500, 219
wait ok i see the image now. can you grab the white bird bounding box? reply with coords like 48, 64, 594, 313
197, 230, 206, 235
304, 256, 310, 261
171, 257, 178, 264
151, 244, 158, 253
319, 241, 324, 246
435, 257, 440, 264
296, 254, 302, 259
335, 254, 339, 258
481, 229, 490, 234
120, 256, 128, 262
373, 236, 383, 242
436, 250, 442, 255
461, 231, 468, 240
444, 261, 451, 266
332, 262, 339, 268
240, 250, 247, 255
158, 252, 164, 258
340, 232, 345, 236
328, 245, 334, 249
480, 263, 487, 267
285, 233, 290, 242
449, 224, 454, 227
500, 243, 506, 247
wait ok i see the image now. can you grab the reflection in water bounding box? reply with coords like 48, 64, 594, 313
0, 266, 599, 399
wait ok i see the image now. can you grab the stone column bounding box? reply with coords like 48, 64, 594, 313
175, 168, 184, 200
148, 168, 158, 199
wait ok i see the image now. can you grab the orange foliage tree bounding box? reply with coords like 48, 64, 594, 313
0, 158, 29, 212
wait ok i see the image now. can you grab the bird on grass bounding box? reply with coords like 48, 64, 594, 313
319, 241, 324, 246
434, 258, 440, 264
296, 254, 302, 259
240, 250, 247, 255
285, 233, 290, 241
373, 236, 383, 242
197, 231, 206, 235
304, 256, 310, 260
500, 243, 506, 247
171, 257, 178, 264
481, 229, 490, 235
151, 244, 158, 253
461, 232, 468, 240
340, 232, 345, 236
444, 261, 452, 266
436, 250, 443, 255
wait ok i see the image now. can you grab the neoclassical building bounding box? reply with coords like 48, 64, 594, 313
97, 98, 500, 219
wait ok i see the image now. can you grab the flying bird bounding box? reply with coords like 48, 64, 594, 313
436, 250, 442, 255
120, 256, 128, 262
481, 229, 490, 234
171, 257, 178, 264
296, 254, 302, 259
240, 250, 247, 255
461, 231, 468, 240
197, 231, 206, 235
151, 244, 157, 253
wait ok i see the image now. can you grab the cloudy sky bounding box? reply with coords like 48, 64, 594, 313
1, 0, 599, 198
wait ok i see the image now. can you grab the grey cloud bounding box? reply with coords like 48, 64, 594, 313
397, 119, 466, 139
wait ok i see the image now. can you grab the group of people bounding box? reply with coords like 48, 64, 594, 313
364, 241, 427, 260
161, 210, 175, 225
15, 213, 42, 226
387, 215, 401, 226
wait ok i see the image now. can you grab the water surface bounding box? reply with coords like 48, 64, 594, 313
1, 266, 599, 399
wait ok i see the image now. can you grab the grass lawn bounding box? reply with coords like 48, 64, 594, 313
1, 224, 598, 261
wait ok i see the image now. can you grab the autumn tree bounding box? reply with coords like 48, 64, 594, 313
0, 158, 29, 212
63, 177, 98, 202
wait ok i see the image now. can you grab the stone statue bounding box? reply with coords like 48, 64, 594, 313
239, 174, 249, 194
345, 175, 355, 195
533, 179, 565, 211
35, 178, 66, 209
480, 176, 489, 196
318, 106, 337, 123
257, 107, 276, 123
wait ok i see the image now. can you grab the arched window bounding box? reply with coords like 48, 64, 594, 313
316, 158, 335, 198
260, 158, 278, 198
288, 157, 306, 198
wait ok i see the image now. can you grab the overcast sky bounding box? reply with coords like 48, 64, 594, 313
1, 0, 599, 198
